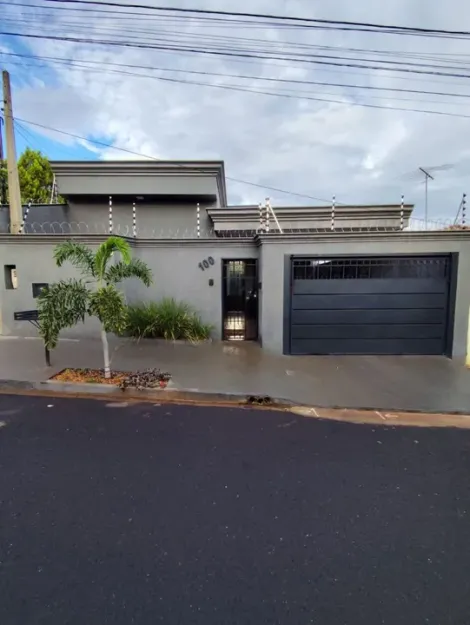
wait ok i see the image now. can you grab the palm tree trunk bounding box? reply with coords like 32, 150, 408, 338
101, 326, 111, 379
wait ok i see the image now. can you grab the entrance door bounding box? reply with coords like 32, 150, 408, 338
222, 260, 258, 340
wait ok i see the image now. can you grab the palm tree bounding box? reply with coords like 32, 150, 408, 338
38, 237, 152, 378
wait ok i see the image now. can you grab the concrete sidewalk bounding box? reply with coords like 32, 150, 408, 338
1, 336, 470, 413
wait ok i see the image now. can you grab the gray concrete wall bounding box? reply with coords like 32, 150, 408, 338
66, 201, 216, 238
5, 233, 468, 361
259, 236, 470, 360
0, 238, 258, 340
18, 201, 217, 238
0, 205, 69, 233
0, 241, 103, 338
125, 243, 258, 336
56, 174, 220, 199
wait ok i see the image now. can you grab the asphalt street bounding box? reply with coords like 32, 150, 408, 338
0, 394, 469, 625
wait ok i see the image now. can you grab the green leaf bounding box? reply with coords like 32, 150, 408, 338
0, 160, 8, 205
39, 236, 152, 361
94, 236, 132, 280
105, 258, 153, 287
1, 150, 66, 205
88, 285, 127, 334
53, 240, 95, 277
37, 279, 90, 349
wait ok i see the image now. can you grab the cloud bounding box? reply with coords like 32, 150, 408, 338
3, 0, 470, 219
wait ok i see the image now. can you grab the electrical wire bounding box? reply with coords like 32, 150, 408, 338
12, 121, 32, 148
5, 4, 470, 86
5, 55, 470, 112
3, 10, 470, 72
40, 0, 470, 39
4, 13, 470, 66
3, 30, 470, 80
3, 51, 470, 118
13, 116, 345, 204
3, 19, 469, 73
4, 50, 470, 102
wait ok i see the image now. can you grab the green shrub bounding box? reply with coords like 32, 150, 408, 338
124, 298, 213, 341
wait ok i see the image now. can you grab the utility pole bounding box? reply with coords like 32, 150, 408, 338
2, 71, 22, 233
0, 115, 4, 160
0, 115, 6, 206
419, 167, 434, 229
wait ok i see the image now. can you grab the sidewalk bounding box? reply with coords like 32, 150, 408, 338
1, 336, 470, 413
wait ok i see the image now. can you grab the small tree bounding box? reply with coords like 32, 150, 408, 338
38, 237, 152, 378
1, 148, 65, 204
0, 159, 8, 205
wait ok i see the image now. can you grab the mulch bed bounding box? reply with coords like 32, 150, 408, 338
50, 368, 172, 390
51, 368, 130, 385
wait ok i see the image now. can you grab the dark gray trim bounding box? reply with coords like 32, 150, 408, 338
282, 254, 292, 355
257, 231, 470, 243
445, 252, 459, 357
209, 204, 414, 233
0, 234, 256, 248
285, 252, 456, 260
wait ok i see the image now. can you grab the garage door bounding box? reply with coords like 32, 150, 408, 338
289, 256, 451, 355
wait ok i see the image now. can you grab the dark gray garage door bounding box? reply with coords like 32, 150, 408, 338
289, 256, 451, 355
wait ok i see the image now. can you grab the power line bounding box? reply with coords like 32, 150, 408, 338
4, 6, 470, 85
40, 0, 470, 38
4, 51, 470, 102
4, 55, 470, 111
13, 116, 343, 204
3, 53, 470, 119
4, 13, 470, 66
13, 121, 32, 148
27, 60, 470, 107
0, 1, 318, 30
3, 30, 470, 81
4, 19, 470, 73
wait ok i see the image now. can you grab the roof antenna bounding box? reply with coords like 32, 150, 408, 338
400, 163, 453, 229
418, 167, 434, 229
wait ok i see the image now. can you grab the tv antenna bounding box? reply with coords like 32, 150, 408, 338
400, 164, 454, 227
418, 167, 434, 228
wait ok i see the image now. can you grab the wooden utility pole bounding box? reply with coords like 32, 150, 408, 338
0, 115, 6, 205
0, 115, 4, 160
2, 71, 22, 233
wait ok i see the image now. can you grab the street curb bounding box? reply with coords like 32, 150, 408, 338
0, 378, 468, 418
1, 379, 470, 428
0, 378, 294, 408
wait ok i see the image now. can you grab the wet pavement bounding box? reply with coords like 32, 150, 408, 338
0, 394, 469, 625
1, 337, 469, 413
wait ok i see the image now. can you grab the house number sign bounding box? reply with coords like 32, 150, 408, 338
198, 256, 215, 271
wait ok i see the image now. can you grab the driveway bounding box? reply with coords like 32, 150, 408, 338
0, 395, 469, 624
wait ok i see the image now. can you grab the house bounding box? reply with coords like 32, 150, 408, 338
0, 159, 469, 360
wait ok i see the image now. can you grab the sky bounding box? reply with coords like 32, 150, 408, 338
1, 0, 470, 223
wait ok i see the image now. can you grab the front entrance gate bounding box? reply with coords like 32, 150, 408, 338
222, 259, 258, 341
289, 255, 452, 355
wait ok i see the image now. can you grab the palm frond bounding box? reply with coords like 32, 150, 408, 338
105, 258, 153, 287
94, 236, 131, 280
88, 285, 128, 334
53, 241, 95, 277
37, 279, 90, 349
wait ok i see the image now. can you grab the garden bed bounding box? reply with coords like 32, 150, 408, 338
50, 368, 171, 389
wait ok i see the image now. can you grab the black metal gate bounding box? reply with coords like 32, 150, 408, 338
222, 260, 258, 340
289, 255, 452, 355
